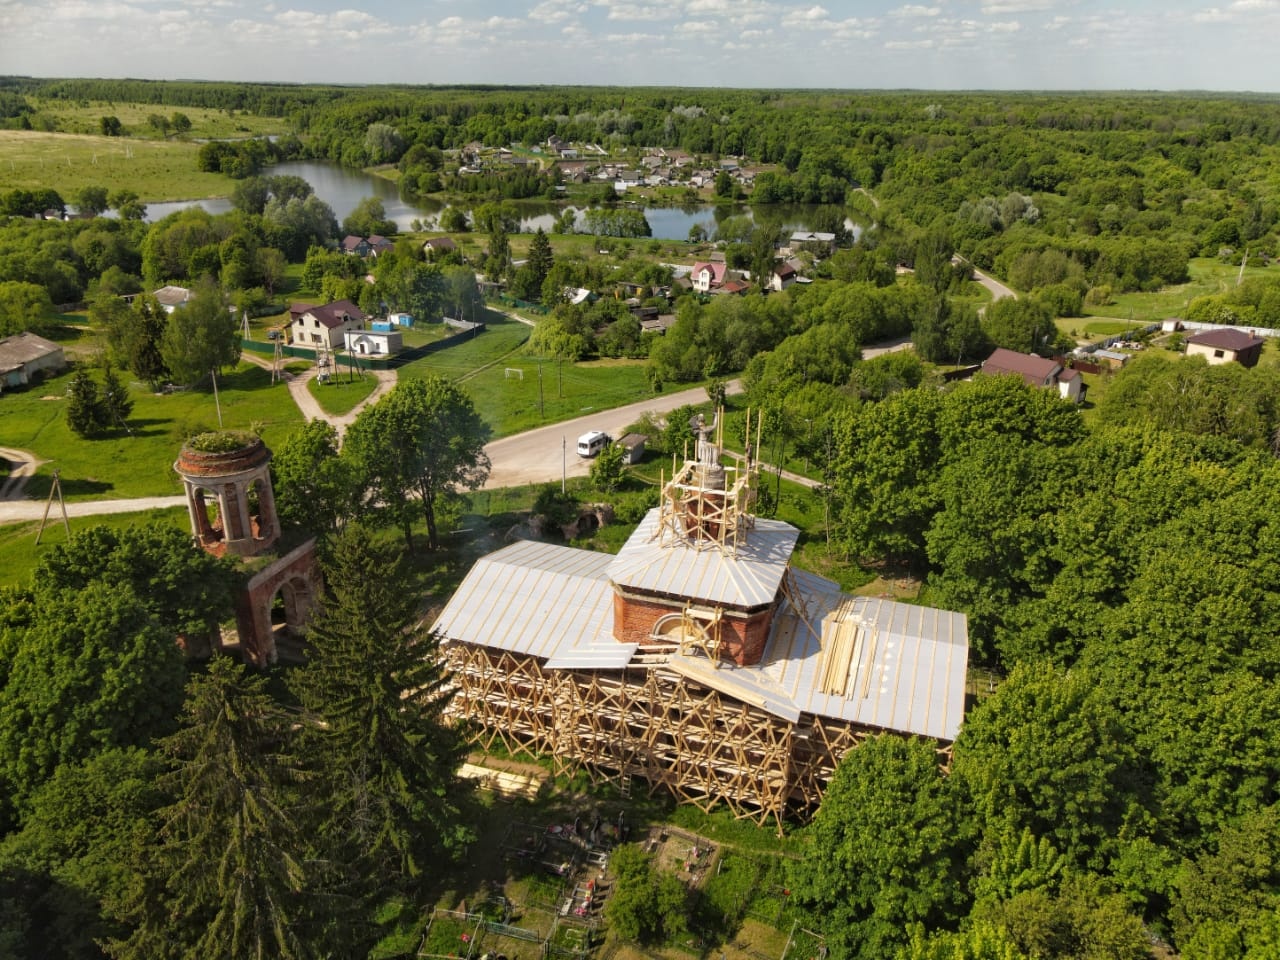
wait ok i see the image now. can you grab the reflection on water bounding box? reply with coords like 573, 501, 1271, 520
142, 160, 862, 241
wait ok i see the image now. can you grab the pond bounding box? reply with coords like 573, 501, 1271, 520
142, 159, 863, 241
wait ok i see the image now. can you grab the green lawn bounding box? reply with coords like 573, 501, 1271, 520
0, 507, 190, 589
0, 362, 303, 502
308, 372, 379, 415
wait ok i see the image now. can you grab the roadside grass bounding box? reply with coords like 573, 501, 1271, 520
0, 507, 190, 589
307, 372, 379, 415
0, 129, 235, 201
27, 98, 289, 140
0, 362, 303, 502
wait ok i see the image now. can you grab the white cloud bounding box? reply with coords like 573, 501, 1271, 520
989, 19, 1021, 32
891, 4, 941, 17
1044, 15, 1070, 29
981, 0, 1049, 12
599, 2, 670, 21
528, 0, 586, 23
885, 37, 935, 47
797, 4, 828, 19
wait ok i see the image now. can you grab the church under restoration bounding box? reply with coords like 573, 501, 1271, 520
431, 412, 969, 828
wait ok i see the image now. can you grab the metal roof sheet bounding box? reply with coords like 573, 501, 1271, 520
760, 570, 969, 740
431, 540, 621, 664
607, 509, 797, 609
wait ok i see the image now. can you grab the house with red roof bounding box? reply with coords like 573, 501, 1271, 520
691, 261, 727, 293
981, 347, 1084, 403
291, 300, 367, 350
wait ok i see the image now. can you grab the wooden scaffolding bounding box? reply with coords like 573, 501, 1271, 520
441, 640, 877, 831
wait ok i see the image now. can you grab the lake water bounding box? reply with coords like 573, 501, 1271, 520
142, 160, 861, 241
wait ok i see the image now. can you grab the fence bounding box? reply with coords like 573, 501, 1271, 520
240, 324, 486, 372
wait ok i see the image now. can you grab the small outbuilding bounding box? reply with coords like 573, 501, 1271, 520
344, 329, 402, 356
618, 433, 647, 465
0, 332, 67, 390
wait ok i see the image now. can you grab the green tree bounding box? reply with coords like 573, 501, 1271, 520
0, 581, 185, 824
0, 280, 57, 336
99, 116, 122, 136
72, 185, 109, 217
604, 845, 690, 944
287, 527, 471, 899
108, 657, 315, 960
590, 440, 627, 491
270, 418, 354, 536
65, 367, 106, 437
789, 735, 971, 960
160, 280, 241, 386
0, 747, 162, 954
982, 297, 1058, 355
100, 364, 134, 432
108, 189, 145, 221
344, 376, 491, 550
341, 196, 396, 238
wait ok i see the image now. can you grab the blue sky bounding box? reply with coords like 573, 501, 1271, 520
1, 0, 1277, 91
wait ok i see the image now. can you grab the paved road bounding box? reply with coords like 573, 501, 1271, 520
482, 380, 740, 489
952, 256, 1017, 302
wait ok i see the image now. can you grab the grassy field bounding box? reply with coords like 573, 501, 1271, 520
27, 98, 288, 140
1079, 257, 1275, 325
308, 372, 379, 415
0, 362, 303, 502
0, 129, 233, 201
0, 507, 189, 589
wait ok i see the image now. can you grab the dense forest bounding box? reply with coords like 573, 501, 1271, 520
3, 79, 1280, 959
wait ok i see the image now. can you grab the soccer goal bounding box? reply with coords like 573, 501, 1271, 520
504, 368, 524, 381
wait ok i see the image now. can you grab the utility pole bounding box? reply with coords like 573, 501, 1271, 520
538, 361, 545, 418
562, 436, 566, 494
210, 368, 223, 427
35, 469, 70, 544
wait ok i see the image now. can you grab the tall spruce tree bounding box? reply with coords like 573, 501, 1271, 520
287, 525, 471, 900
65, 367, 106, 438
108, 657, 316, 960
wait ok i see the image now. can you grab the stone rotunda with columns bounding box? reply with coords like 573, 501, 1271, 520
174, 431, 319, 666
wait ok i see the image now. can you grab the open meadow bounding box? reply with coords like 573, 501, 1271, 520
0, 129, 233, 201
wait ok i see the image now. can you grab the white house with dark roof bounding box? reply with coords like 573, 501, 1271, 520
981, 347, 1084, 403
1185, 328, 1265, 367
291, 300, 367, 350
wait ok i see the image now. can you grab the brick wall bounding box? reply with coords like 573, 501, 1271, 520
613, 590, 775, 666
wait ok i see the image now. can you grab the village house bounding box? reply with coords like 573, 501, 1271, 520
341, 235, 394, 258
1184, 328, 1265, 367
291, 300, 367, 350
153, 285, 192, 314
0, 331, 67, 391
422, 236, 459, 258
981, 347, 1084, 403
770, 262, 797, 292
691, 261, 727, 293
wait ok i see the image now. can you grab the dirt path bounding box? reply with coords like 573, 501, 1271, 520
0, 446, 42, 501
239, 350, 397, 439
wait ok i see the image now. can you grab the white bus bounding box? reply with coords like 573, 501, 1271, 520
576, 430, 611, 458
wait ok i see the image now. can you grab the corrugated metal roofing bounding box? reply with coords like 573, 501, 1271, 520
607, 509, 797, 609
760, 570, 969, 741
434, 534, 969, 741
431, 539, 625, 665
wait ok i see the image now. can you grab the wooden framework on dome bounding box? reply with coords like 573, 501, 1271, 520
653, 407, 761, 555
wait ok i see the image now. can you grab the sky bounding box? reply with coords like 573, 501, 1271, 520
1, 0, 1278, 92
